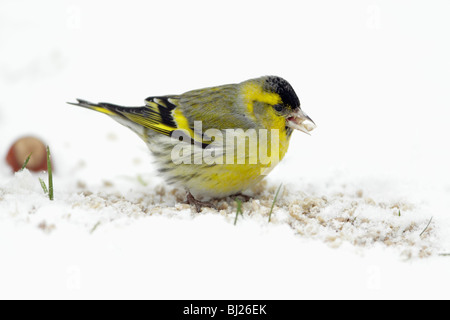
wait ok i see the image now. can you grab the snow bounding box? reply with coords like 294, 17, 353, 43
1, 0, 450, 299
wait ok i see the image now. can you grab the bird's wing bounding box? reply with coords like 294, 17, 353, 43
176, 84, 257, 132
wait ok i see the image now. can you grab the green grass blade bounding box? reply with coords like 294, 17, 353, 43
234, 199, 243, 226
90, 221, 101, 234
268, 183, 283, 223
419, 217, 433, 237
20, 153, 32, 171
47, 146, 54, 201
39, 178, 48, 194
137, 174, 148, 186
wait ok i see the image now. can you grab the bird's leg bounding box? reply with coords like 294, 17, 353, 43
186, 192, 217, 212
231, 193, 253, 202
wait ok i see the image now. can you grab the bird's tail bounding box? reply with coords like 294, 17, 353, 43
68, 98, 154, 139
68, 97, 180, 139
67, 98, 124, 117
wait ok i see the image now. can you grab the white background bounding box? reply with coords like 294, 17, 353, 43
1, 0, 450, 299
1, 0, 449, 182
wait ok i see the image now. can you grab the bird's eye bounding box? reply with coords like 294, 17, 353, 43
274, 104, 283, 112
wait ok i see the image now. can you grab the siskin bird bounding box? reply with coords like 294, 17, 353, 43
69, 76, 316, 211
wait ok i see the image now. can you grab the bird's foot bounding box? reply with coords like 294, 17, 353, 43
231, 193, 253, 203
186, 192, 217, 213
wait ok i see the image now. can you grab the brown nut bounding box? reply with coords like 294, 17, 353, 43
6, 136, 50, 172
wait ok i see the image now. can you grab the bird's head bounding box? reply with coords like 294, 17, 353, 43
242, 76, 316, 134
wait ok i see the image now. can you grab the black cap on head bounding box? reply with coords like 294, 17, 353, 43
265, 76, 300, 109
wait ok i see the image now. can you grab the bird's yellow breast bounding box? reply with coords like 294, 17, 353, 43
185, 82, 291, 197
182, 122, 291, 198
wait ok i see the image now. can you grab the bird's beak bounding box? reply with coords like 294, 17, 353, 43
286, 109, 316, 135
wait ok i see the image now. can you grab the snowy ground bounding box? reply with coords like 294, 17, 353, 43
1, 1, 450, 299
